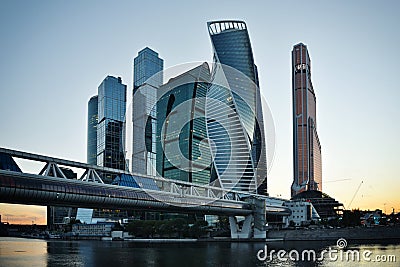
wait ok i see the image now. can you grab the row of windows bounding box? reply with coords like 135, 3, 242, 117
0, 175, 250, 213
98, 79, 126, 101
0, 175, 161, 202
133, 56, 163, 88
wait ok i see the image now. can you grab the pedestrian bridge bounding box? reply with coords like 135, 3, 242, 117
0, 147, 290, 238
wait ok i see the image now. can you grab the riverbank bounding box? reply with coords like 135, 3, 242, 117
6, 225, 400, 243
267, 225, 400, 241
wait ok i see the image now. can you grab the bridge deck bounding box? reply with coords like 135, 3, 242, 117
0, 170, 253, 216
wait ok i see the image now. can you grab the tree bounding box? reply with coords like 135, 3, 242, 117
142, 221, 156, 238
189, 220, 208, 238
172, 218, 187, 238
126, 220, 143, 237
341, 210, 362, 227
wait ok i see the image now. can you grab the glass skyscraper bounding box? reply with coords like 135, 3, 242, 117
206, 20, 267, 194
291, 43, 322, 197
97, 76, 127, 172
156, 63, 213, 185
132, 47, 163, 175
79, 76, 128, 223
80, 95, 100, 225
87, 95, 98, 165
133, 47, 163, 92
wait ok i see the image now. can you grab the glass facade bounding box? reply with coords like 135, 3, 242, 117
156, 63, 213, 185
207, 20, 267, 194
76, 208, 94, 224
87, 95, 98, 165
133, 47, 163, 91
82, 87, 126, 224
291, 43, 322, 197
132, 47, 163, 175
47, 167, 77, 229
97, 76, 127, 171
47, 206, 77, 228
112, 173, 160, 191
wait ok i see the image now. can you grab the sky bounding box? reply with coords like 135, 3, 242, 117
0, 0, 399, 224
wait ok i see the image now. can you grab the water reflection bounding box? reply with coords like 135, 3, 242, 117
0, 237, 47, 267
0, 237, 399, 267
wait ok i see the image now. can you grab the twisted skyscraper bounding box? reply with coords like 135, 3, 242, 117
206, 21, 267, 194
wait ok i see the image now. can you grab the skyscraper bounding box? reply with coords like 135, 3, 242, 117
207, 20, 267, 194
97, 76, 127, 172
87, 95, 98, 165
80, 95, 99, 224
78, 76, 127, 223
156, 63, 213, 184
132, 47, 163, 175
291, 43, 322, 197
133, 47, 163, 92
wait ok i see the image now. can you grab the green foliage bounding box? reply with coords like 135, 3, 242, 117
126, 218, 208, 238
126, 220, 157, 238
216, 216, 229, 230
189, 220, 208, 238
340, 209, 362, 227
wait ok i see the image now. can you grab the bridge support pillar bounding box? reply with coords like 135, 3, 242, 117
228, 197, 267, 239
229, 215, 253, 239
253, 227, 266, 239
252, 198, 267, 238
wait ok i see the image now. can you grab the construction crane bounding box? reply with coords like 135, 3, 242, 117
324, 178, 351, 183
314, 178, 351, 191
347, 181, 363, 210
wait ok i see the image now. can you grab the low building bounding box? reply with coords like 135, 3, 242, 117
284, 200, 320, 227
72, 222, 115, 237
291, 190, 343, 219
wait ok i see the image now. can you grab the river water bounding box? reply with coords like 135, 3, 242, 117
0, 237, 399, 266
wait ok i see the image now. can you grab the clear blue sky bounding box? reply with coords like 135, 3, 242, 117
0, 0, 399, 224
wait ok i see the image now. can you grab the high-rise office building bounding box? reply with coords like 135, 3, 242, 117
79, 95, 99, 225
206, 20, 267, 194
133, 47, 163, 92
97, 76, 127, 172
87, 95, 98, 165
79, 76, 127, 224
291, 43, 322, 197
132, 47, 163, 175
156, 63, 213, 184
